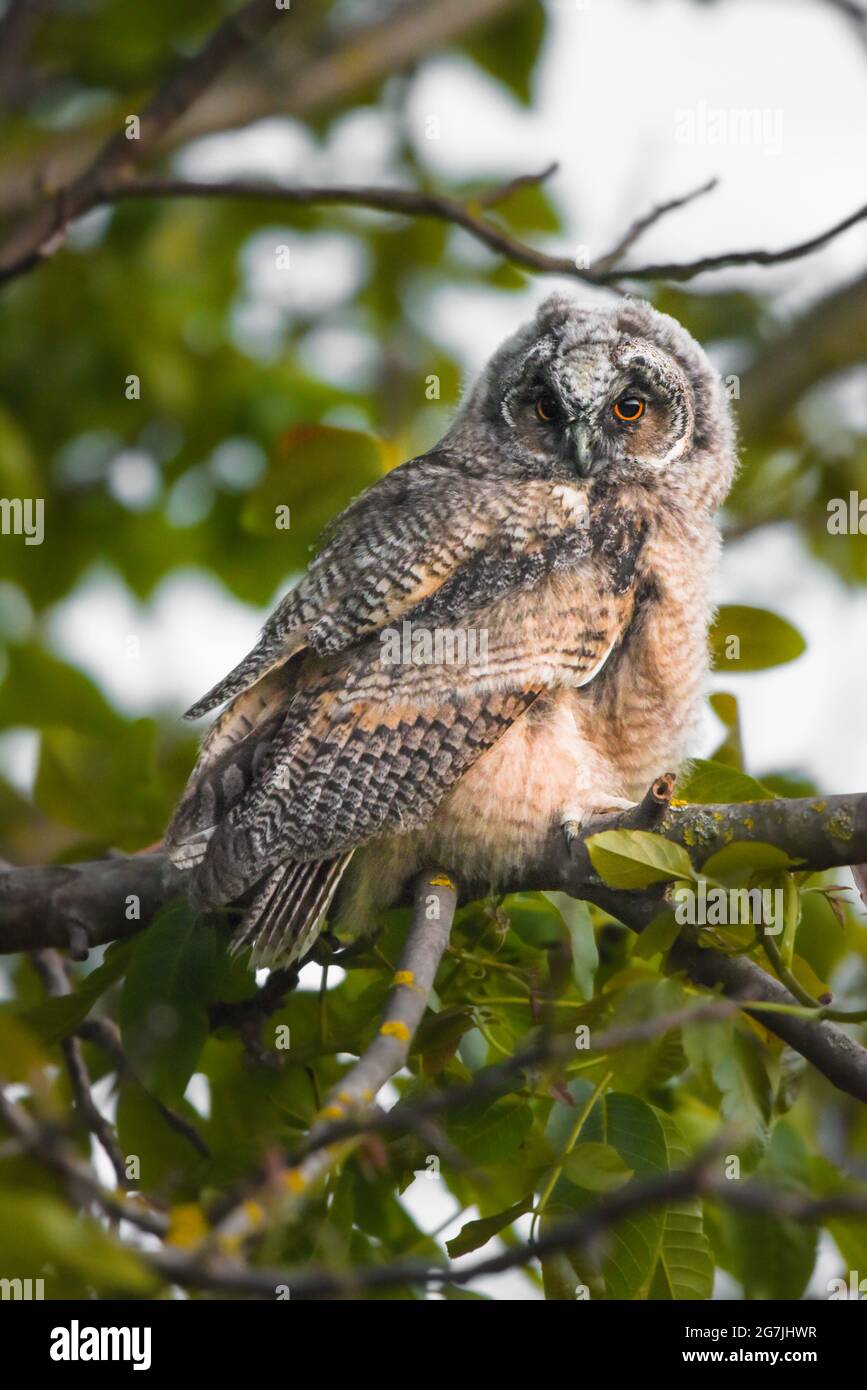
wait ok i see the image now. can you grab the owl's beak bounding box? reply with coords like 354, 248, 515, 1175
566, 421, 600, 479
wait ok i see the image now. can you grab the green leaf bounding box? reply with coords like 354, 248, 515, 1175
503, 891, 566, 948
713, 1126, 816, 1298
632, 908, 682, 960
710, 605, 806, 671
446, 1197, 532, 1257
587, 829, 696, 889
34, 719, 174, 848
590, 978, 689, 1093
448, 1096, 533, 1165
462, 0, 545, 104
648, 1113, 714, 1300
700, 841, 802, 885
561, 1142, 633, 1193
120, 899, 218, 1103
242, 425, 384, 560
413, 1005, 475, 1076
0, 1192, 155, 1296
678, 758, 774, 804
0, 644, 123, 736
683, 1017, 771, 1163
546, 892, 598, 999
708, 691, 743, 768
16, 940, 135, 1045
810, 1156, 867, 1276
545, 1087, 669, 1300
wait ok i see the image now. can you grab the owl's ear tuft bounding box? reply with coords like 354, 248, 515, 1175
534, 293, 578, 335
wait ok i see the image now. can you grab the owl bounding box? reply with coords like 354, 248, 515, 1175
166, 295, 736, 967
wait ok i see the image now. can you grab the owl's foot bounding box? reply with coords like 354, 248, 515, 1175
560, 795, 638, 844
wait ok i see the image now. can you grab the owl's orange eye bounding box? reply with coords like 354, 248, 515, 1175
613, 396, 645, 423
535, 395, 559, 423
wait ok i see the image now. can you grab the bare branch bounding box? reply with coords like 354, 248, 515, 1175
0, 851, 182, 954
8, 171, 856, 296
0, 1088, 167, 1236
31, 949, 128, 1187
590, 177, 718, 275
474, 160, 561, 209
613, 201, 867, 283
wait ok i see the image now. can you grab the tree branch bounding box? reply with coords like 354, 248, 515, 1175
212, 868, 457, 1245
0, 0, 289, 283
7, 168, 860, 294
607, 200, 867, 283
0, 1088, 167, 1236
30, 948, 128, 1188
147, 1150, 867, 1299
589, 176, 718, 275
0, 0, 528, 221
4, 789, 867, 1101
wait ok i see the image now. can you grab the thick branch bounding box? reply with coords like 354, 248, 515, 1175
4, 790, 867, 1102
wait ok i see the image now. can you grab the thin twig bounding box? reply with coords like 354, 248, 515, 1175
30, 949, 128, 1187
590, 177, 718, 274
0, 1089, 167, 1236
78, 1017, 210, 1160
614, 201, 867, 282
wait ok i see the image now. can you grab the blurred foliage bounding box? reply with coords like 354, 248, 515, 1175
1, 0, 866, 1303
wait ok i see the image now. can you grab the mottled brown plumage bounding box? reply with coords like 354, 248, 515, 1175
166, 295, 736, 965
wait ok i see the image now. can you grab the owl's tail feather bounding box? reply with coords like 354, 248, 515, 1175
230, 851, 353, 969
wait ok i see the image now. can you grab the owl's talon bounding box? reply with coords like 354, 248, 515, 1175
560, 796, 639, 847
561, 818, 583, 845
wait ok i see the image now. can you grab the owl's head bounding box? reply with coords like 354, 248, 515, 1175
453, 295, 736, 511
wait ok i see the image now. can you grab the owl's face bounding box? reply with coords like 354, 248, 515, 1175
454, 295, 735, 509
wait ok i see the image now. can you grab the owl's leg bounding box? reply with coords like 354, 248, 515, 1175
560, 793, 638, 844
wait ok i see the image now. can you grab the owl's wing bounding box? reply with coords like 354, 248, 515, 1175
176, 535, 640, 907
184, 455, 582, 719
175, 456, 594, 802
